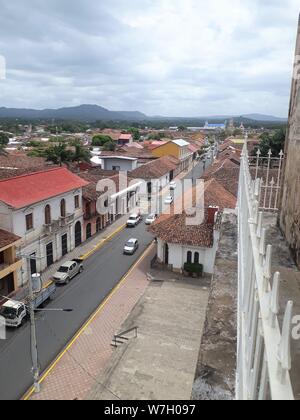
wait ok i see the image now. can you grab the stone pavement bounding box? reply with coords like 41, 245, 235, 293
27, 244, 156, 400
87, 274, 210, 401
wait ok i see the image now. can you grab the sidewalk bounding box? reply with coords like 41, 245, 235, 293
26, 244, 156, 400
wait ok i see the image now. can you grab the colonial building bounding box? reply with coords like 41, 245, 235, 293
0, 230, 22, 300
0, 168, 88, 286
151, 139, 193, 172
80, 171, 142, 241
129, 155, 180, 197
148, 179, 237, 274
118, 134, 133, 146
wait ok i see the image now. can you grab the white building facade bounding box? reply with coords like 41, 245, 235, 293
0, 168, 88, 286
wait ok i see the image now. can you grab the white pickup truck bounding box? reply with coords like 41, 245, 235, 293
53, 259, 84, 285
0, 282, 56, 328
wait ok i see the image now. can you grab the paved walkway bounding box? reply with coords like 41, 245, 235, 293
87, 274, 210, 400
27, 244, 156, 400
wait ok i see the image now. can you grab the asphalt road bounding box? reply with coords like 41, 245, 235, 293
0, 160, 207, 401
0, 222, 153, 400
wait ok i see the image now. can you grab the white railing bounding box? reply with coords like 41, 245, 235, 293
237, 143, 294, 400
251, 148, 284, 212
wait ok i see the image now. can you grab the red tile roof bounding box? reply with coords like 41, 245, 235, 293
119, 134, 133, 141
0, 168, 89, 209
148, 179, 236, 247
0, 229, 21, 249
129, 155, 180, 180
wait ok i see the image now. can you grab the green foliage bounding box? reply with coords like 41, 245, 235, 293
184, 262, 203, 276
92, 135, 113, 146
0, 132, 9, 155
127, 127, 140, 141
253, 128, 286, 157
102, 141, 116, 152
71, 140, 91, 163
44, 143, 73, 166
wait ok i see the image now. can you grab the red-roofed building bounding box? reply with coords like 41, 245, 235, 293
118, 134, 133, 146
0, 168, 89, 286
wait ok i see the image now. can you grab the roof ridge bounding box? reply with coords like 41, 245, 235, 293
0, 166, 63, 183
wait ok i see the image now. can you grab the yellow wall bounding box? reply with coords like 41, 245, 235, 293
0, 244, 22, 291
152, 142, 180, 159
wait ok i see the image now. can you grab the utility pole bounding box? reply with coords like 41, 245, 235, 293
27, 258, 40, 393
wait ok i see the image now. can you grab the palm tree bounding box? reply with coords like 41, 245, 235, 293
71, 140, 91, 163
0, 132, 9, 156
45, 142, 73, 166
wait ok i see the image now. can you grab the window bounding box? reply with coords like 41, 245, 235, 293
187, 251, 192, 264
112, 166, 121, 171
194, 252, 200, 264
96, 218, 102, 233
30, 253, 37, 275
61, 234, 68, 257
45, 205, 51, 225
26, 213, 33, 231
74, 195, 80, 209
60, 199, 66, 218
46, 242, 54, 267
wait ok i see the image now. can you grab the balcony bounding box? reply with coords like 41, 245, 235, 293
44, 219, 61, 235
59, 213, 75, 226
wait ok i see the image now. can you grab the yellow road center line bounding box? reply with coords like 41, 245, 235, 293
22, 241, 154, 401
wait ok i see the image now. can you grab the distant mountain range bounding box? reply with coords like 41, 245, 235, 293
0, 104, 148, 122
0, 104, 287, 123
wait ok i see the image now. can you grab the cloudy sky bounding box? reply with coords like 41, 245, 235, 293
0, 0, 299, 117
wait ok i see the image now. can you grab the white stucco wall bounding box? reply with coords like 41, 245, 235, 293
157, 230, 220, 275
0, 189, 84, 286
103, 158, 137, 172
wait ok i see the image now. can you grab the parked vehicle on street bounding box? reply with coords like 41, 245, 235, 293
126, 213, 142, 228
169, 181, 177, 190
53, 259, 84, 285
145, 214, 157, 225
0, 282, 57, 328
164, 196, 174, 205
123, 238, 139, 255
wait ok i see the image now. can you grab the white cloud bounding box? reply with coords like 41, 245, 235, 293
0, 0, 299, 116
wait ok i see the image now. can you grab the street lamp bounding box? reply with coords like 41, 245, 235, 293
17, 253, 73, 394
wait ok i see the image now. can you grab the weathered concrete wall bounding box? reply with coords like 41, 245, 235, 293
280, 16, 300, 268
192, 212, 237, 400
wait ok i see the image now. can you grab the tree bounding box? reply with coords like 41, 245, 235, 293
0, 132, 9, 155
45, 143, 73, 166
253, 128, 286, 157
71, 140, 91, 163
102, 141, 116, 152
92, 135, 113, 147
127, 127, 140, 141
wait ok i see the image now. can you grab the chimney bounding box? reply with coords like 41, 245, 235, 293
207, 206, 219, 225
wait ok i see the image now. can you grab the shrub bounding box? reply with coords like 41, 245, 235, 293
184, 262, 203, 276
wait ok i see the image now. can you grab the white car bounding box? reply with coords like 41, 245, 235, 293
145, 214, 157, 225
126, 213, 142, 228
164, 196, 174, 205
123, 238, 139, 255
169, 181, 177, 190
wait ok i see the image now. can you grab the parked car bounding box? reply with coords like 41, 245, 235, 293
145, 214, 157, 225
169, 181, 177, 190
53, 259, 84, 285
0, 282, 56, 328
164, 196, 174, 205
126, 213, 142, 228
123, 238, 139, 255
